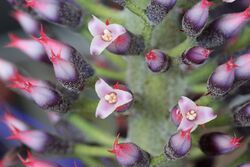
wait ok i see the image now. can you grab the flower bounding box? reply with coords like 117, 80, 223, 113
164, 129, 192, 160
177, 96, 217, 131
199, 132, 242, 156
108, 134, 150, 166
95, 79, 133, 119
88, 16, 126, 56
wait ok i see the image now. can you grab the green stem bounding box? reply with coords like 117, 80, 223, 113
150, 154, 167, 167
74, 144, 114, 158
94, 65, 126, 81
168, 38, 193, 57
68, 114, 114, 146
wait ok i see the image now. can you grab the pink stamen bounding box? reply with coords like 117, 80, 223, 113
6, 125, 21, 140
201, 0, 214, 8
146, 50, 157, 61
226, 58, 238, 71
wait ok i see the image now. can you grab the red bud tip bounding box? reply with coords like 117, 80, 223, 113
5, 33, 19, 48
113, 82, 120, 89
231, 136, 243, 147
105, 19, 110, 26
25, 0, 35, 8
203, 49, 212, 58
226, 58, 238, 71
243, 7, 250, 18
109, 133, 120, 154
201, 0, 214, 8
146, 50, 157, 61
180, 128, 192, 140
50, 49, 62, 63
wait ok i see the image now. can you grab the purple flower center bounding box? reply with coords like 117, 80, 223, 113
104, 92, 118, 104
186, 110, 197, 121
102, 29, 113, 42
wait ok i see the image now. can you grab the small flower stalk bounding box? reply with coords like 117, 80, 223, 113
8, 127, 72, 154
145, 50, 170, 73
181, 46, 212, 65
6, 33, 49, 63
197, 7, 250, 48
177, 96, 217, 132
233, 101, 250, 127
18, 151, 61, 167
11, 10, 40, 36
109, 134, 150, 167
164, 130, 192, 160
146, 0, 176, 25
199, 132, 242, 156
88, 16, 145, 56
207, 58, 238, 96
25, 0, 84, 28
95, 79, 133, 119
34, 26, 94, 93
182, 0, 213, 37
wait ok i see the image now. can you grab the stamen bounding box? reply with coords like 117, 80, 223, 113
104, 92, 118, 104
186, 110, 197, 121
101, 29, 113, 42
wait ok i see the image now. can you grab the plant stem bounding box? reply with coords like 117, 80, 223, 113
150, 154, 167, 167
74, 144, 113, 158
168, 38, 193, 57
68, 114, 114, 147
94, 65, 126, 81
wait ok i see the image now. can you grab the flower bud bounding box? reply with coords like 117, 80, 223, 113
146, 0, 176, 25
182, 0, 213, 37
107, 31, 145, 55
145, 50, 170, 73
182, 46, 212, 65
34, 26, 94, 93
170, 105, 182, 127
199, 132, 242, 156
11, 10, 40, 37
5, 33, 49, 63
3, 112, 30, 131
0, 58, 18, 82
207, 59, 238, 96
8, 127, 72, 154
25, 0, 84, 28
197, 7, 250, 48
233, 101, 250, 127
238, 163, 250, 167
108, 134, 150, 167
235, 53, 250, 80
164, 130, 192, 160
18, 151, 61, 167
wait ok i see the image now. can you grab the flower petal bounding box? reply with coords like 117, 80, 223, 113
95, 99, 116, 119
195, 106, 217, 125
178, 96, 197, 115
90, 36, 111, 56
235, 54, 250, 80
177, 118, 196, 131
107, 24, 126, 41
95, 79, 113, 98
115, 89, 133, 107
88, 16, 106, 36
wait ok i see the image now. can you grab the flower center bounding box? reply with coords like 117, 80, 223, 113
104, 92, 117, 104
102, 29, 112, 42
186, 110, 197, 121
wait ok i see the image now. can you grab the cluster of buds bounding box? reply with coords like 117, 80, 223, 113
199, 132, 242, 156
197, 7, 250, 48
208, 52, 250, 96
166, 96, 217, 159
88, 16, 145, 56
0, 59, 70, 113
145, 49, 170, 73
182, 0, 213, 37
146, 0, 176, 25
6, 33, 50, 63
109, 134, 150, 167
95, 79, 133, 119
181, 46, 212, 65
24, 0, 84, 28
34, 26, 94, 93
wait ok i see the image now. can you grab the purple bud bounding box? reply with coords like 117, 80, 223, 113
25, 0, 84, 28
182, 46, 212, 65
199, 132, 242, 156
8, 128, 72, 154
182, 0, 213, 37
238, 163, 250, 167
109, 135, 150, 167
235, 53, 250, 80
164, 130, 192, 160
170, 105, 183, 127
145, 50, 170, 73
107, 31, 145, 55
207, 59, 238, 96
197, 7, 250, 48
146, 0, 176, 25
233, 101, 250, 127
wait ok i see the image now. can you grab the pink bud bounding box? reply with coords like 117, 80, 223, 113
2, 112, 30, 131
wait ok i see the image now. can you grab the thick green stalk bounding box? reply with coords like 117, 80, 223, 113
74, 144, 113, 157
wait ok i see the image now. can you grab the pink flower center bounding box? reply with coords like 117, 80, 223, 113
186, 110, 197, 121
104, 92, 118, 104
102, 29, 113, 42
226, 58, 238, 71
